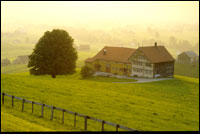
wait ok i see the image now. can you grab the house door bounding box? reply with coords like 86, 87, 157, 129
123, 68, 128, 75
106, 63, 111, 73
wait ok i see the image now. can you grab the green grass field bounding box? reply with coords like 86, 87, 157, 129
1, 64, 29, 74
1, 71, 199, 131
1, 104, 81, 132
1, 49, 199, 131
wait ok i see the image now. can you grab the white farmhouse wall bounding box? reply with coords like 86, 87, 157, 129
130, 50, 154, 78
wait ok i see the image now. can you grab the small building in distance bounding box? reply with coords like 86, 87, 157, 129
177, 51, 199, 63
13, 55, 29, 64
79, 44, 90, 51
85, 42, 175, 78
1, 59, 11, 66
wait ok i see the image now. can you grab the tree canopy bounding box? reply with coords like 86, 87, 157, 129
28, 29, 78, 78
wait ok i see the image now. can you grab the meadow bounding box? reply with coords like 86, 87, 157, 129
1, 71, 199, 131
1, 49, 199, 131
1, 104, 80, 132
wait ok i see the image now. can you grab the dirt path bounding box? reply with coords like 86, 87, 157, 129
114, 78, 174, 83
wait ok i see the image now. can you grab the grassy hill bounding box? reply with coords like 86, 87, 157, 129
1, 71, 199, 131
1, 64, 29, 74
1, 105, 82, 132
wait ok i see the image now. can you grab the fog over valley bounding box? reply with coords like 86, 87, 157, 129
1, 1, 199, 60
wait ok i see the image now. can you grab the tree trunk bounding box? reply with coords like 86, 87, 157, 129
51, 74, 56, 78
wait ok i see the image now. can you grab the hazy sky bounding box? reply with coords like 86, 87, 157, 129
1, 1, 199, 32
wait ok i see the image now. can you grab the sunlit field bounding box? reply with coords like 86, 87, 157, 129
1, 71, 199, 131
1, 1, 199, 132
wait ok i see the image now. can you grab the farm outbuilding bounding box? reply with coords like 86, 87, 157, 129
1, 59, 11, 66
13, 55, 29, 64
177, 51, 199, 63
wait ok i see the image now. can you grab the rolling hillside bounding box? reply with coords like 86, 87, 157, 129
1, 105, 80, 132
1, 72, 199, 131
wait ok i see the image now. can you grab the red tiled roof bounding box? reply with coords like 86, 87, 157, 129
85, 46, 136, 64
85, 45, 174, 64
137, 46, 175, 63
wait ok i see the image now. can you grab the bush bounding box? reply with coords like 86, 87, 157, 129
80, 66, 94, 78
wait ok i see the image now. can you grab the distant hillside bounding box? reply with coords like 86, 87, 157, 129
174, 62, 199, 78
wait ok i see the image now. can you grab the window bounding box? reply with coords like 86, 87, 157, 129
138, 55, 146, 60
106, 63, 110, 67
133, 61, 142, 66
145, 63, 152, 67
145, 70, 152, 74
132, 68, 142, 73
94, 64, 101, 71
112, 67, 119, 71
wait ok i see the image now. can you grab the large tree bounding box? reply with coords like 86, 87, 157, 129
28, 29, 78, 78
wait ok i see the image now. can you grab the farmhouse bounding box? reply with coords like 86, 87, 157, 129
177, 51, 199, 63
129, 42, 175, 78
1, 59, 11, 66
13, 55, 29, 64
85, 42, 175, 78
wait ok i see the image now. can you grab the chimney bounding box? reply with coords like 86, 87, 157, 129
103, 49, 107, 55
155, 42, 157, 47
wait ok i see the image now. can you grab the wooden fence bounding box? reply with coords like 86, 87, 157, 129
1, 92, 138, 131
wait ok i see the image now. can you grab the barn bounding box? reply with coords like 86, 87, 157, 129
13, 55, 29, 64
1, 59, 11, 66
178, 51, 199, 63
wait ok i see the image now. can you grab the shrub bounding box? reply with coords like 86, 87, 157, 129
80, 66, 94, 78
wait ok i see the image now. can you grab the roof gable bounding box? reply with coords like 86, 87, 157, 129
85, 46, 136, 63
183, 51, 198, 58
131, 46, 175, 63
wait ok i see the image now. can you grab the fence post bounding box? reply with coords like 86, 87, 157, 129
84, 116, 89, 131
2, 93, 5, 105
102, 120, 105, 131
51, 106, 54, 120
116, 124, 120, 131
22, 99, 25, 111
12, 96, 14, 108
32, 101, 34, 113
41, 104, 45, 117
74, 113, 77, 127
62, 110, 65, 124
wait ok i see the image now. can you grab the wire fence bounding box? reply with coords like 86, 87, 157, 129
1, 92, 138, 131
